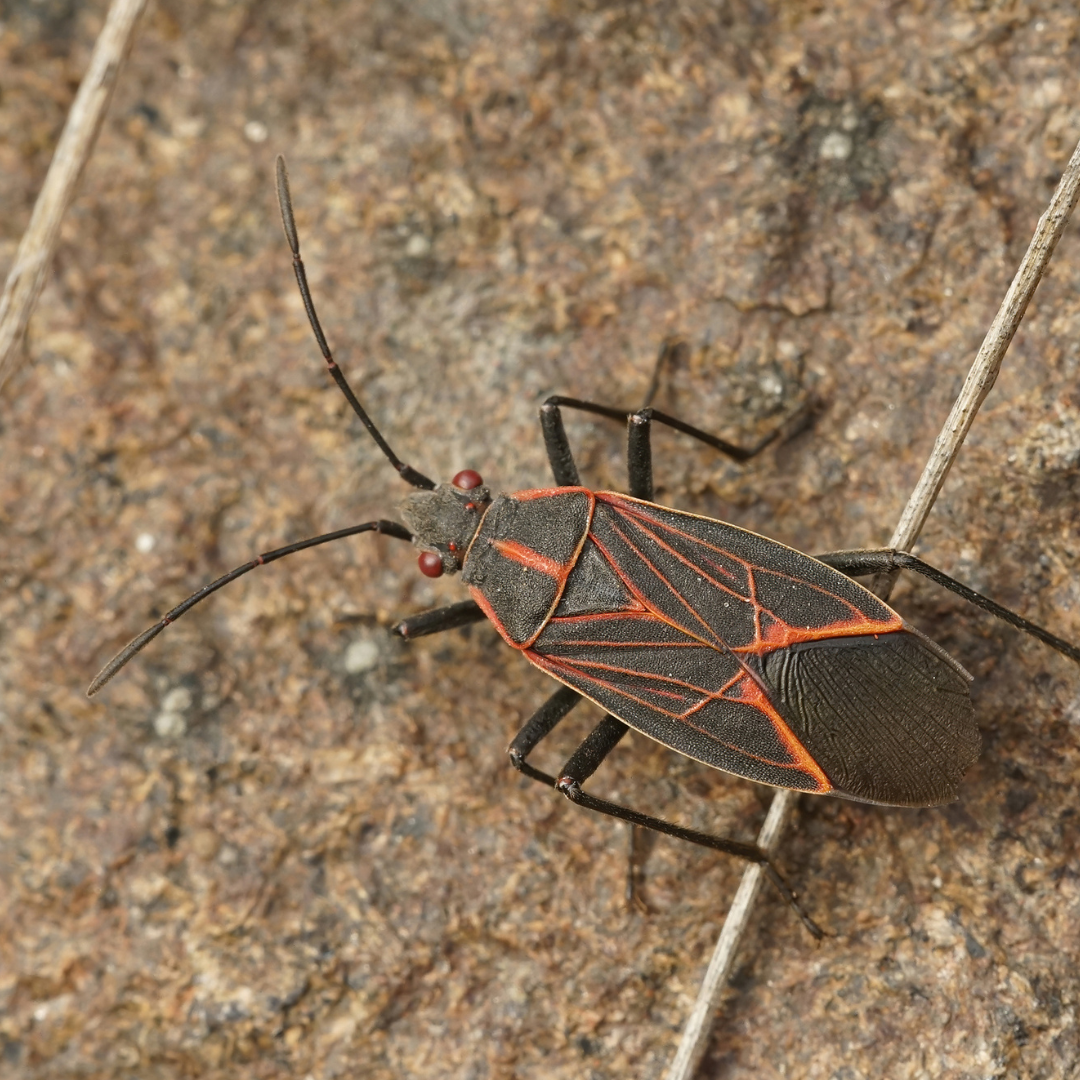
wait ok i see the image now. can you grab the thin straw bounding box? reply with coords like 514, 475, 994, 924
665, 130, 1080, 1080
0, 0, 149, 393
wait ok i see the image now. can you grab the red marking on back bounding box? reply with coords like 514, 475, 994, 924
593, 491, 904, 654
525, 648, 833, 791
725, 674, 832, 792
491, 538, 569, 580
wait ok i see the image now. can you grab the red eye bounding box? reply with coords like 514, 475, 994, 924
452, 469, 483, 490
418, 552, 444, 578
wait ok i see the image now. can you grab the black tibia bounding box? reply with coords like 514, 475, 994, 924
627, 413, 654, 501
539, 402, 582, 486
275, 156, 435, 491
559, 715, 629, 784
817, 548, 1080, 665
621, 403, 656, 892
392, 600, 486, 640
555, 719, 824, 938
509, 690, 824, 937
508, 685, 583, 786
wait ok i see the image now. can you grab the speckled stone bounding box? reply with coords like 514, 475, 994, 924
3, 2, 1080, 1077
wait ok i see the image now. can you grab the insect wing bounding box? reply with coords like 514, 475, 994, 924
528, 603, 834, 793
527, 495, 980, 806
589, 493, 904, 651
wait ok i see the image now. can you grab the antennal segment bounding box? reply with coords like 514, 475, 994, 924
87, 519, 413, 696
275, 156, 436, 491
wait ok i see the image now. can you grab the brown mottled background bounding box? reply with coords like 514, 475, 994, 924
3, 1, 1080, 1077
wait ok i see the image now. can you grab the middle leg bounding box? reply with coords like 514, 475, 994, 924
555, 716, 825, 937
507, 692, 825, 937
542, 396, 790, 490
539, 337, 806, 488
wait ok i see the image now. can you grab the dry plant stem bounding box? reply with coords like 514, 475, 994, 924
664, 788, 795, 1080
0, 0, 149, 394
665, 131, 1080, 1080
887, 132, 1080, 556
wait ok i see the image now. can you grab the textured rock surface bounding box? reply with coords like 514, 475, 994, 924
3, 2, 1080, 1077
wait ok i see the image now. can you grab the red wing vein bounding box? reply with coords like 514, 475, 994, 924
617, 514, 755, 605
617, 500, 879, 626
564, 656, 737, 696
587, 527, 782, 708
548, 611, 678, 626
614, 510, 784, 651
536, 654, 805, 769
569, 657, 767, 718
597, 522, 726, 646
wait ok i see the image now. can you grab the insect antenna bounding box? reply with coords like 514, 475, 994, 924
275, 155, 436, 491
86, 519, 412, 696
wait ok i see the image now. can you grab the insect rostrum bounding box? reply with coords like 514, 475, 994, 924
88, 157, 1080, 937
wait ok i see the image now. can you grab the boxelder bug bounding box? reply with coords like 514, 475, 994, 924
88, 158, 1080, 936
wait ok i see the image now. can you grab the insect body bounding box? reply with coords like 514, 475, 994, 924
88, 158, 1080, 934
427, 484, 978, 808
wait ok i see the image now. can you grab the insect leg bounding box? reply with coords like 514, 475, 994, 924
539, 400, 585, 485
539, 341, 686, 484
627, 411, 655, 499
391, 600, 486, 640
508, 686, 646, 908
621, 400, 663, 895
540, 341, 680, 482
507, 685, 583, 786
555, 717, 825, 938
817, 548, 1080, 664
544, 376, 804, 482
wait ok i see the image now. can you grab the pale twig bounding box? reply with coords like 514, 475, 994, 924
664, 788, 795, 1080
666, 131, 1080, 1080
0, 0, 149, 394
